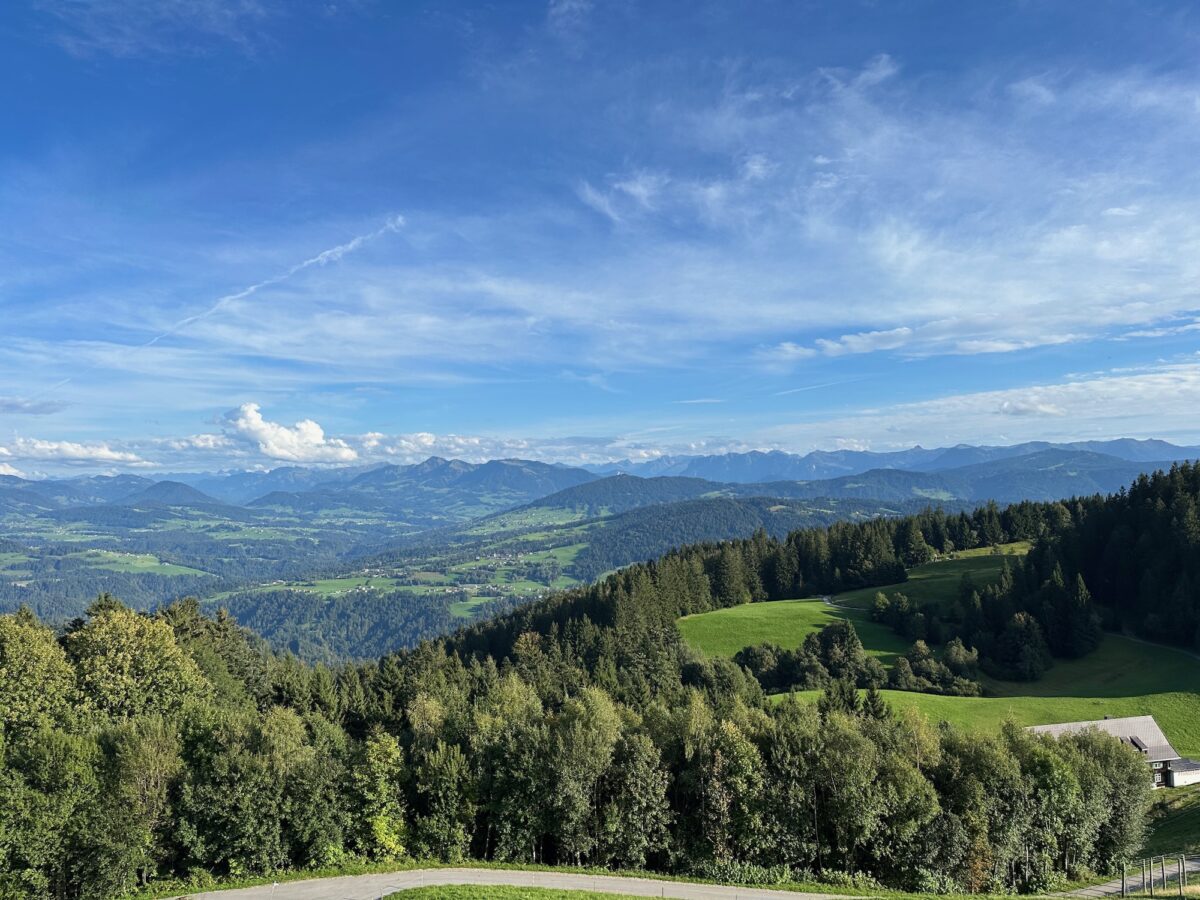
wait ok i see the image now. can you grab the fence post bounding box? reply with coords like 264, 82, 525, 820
1178, 857, 1184, 897
1151, 857, 1155, 897
1122, 862, 1127, 898
1144, 859, 1148, 895
1162, 856, 1167, 892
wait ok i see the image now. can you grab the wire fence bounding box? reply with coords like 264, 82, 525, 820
1118, 853, 1199, 897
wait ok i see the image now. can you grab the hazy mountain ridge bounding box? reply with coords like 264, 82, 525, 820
591, 438, 1200, 482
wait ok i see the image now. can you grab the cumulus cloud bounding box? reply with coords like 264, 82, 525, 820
224, 403, 358, 463
0, 437, 152, 466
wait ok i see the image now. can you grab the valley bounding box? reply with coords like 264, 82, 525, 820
3, 439, 1194, 660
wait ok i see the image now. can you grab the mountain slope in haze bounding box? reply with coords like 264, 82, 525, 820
595, 438, 1200, 483
118, 480, 224, 508
247, 457, 598, 526
518, 449, 1183, 516
176, 464, 385, 505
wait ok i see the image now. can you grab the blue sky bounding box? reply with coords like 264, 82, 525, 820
2, 0, 1200, 474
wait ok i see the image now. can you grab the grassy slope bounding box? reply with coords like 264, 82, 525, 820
70, 549, 210, 576
769, 634, 1200, 758
678, 599, 911, 663
678, 543, 1030, 664
678, 542, 1200, 759
832, 541, 1031, 611
1142, 783, 1200, 856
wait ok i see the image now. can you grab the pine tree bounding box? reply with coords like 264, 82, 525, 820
862, 686, 890, 720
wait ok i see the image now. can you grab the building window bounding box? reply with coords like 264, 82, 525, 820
1152, 762, 1164, 769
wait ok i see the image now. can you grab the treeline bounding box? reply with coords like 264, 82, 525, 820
567, 496, 940, 582
867, 461, 1200, 676
0, 595, 1149, 899
1057, 462, 1200, 649
215, 588, 455, 663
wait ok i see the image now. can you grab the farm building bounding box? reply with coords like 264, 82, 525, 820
1027, 715, 1199, 788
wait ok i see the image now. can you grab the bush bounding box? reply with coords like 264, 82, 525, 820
688, 860, 795, 885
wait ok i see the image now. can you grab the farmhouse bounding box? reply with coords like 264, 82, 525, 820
1027, 715, 1199, 788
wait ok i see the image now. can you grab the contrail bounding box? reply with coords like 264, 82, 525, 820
27, 215, 405, 400
773, 377, 869, 396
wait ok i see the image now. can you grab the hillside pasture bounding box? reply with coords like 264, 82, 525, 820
677, 541, 1031, 663
832, 541, 1030, 611
678, 599, 910, 663
69, 549, 210, 577
772, 634, 1200, 758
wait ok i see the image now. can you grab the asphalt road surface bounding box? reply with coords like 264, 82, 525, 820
1061, 856, 1200, 898
166, 867, 844, 900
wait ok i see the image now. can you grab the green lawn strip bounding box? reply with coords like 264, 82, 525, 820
1142, 783, 1200, 856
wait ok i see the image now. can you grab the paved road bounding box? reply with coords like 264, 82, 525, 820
166, 867, 842, 900
1061, 856, 1200, 897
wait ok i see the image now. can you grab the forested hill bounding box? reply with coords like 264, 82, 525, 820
1054, 463, 1200, 648
566, 495, 946, 582
445, 462, 1200, 670
8, 470, 1191, 896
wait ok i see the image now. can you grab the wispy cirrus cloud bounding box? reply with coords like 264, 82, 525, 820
34, 0, 279, 57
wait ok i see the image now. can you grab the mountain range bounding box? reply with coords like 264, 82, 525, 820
590, 438, 1200, 482
3, 439, 1197, 524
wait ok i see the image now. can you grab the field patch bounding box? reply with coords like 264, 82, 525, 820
677, 542, 1031, 662
773, 635, 1200, 758
678, 600, 909, 663
832, 541, 1030, 611
69, 549, 210, 577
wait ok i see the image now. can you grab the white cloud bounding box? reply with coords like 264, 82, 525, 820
996, 399, 1066, 417
0, 437, 152, 466
759, 363, 1200, 449
224, 403, 358, 463
0, 462, 24, 477
576, 181, 621, 222
167, 433, 232, 451
816, 327, 913, 356
0, 395, 66, 415
760, 327, 913, 366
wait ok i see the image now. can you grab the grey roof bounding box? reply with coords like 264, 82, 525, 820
1027, 715, 1181, 764
1174, 758, 1200, 774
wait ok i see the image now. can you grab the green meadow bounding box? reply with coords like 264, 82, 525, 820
678, 542, 1031, 663
69, 549, 210, 577
832, 541, 1030, 611
679, 541, 1200, 759
771, 634, 1200, 757
677, 599, 910, 663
